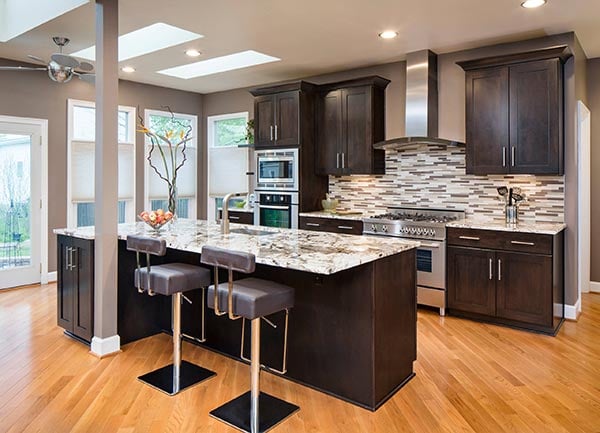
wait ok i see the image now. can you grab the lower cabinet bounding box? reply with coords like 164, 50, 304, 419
299, 216, 363, 235
57, 234, 94, 343
218, 209, 254, 225
447, 228, 563, 334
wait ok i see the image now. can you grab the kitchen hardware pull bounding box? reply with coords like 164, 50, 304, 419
419, 242, 441, 249
459, 236, 480, 241
229, 216, 240, 220
341, 153, 345, 169
337, 225, 354, 230
502, 147, 507, 167
511, 147, 515, 166
65, 247, 71, 270
71, 247, 78, 270
274, 124, 278, 141
498, 259, 502, 281
270, 125, 274, 141
259, 205, 289, 210
336, 153, 340, 169
68, 247, 74, 270
510, 240, 535, 246
305, 222, 320, 227
489, 258, 493, 280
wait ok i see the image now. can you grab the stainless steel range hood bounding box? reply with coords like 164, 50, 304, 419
374, 50, 464, 150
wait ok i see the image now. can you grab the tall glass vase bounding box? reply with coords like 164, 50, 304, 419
168, 182, 178, 225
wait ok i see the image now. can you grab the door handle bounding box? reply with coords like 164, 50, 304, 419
305, 222, 320, 227
419, 242, 441, 249
489, 258, 493, 280
274, 124, 278, 141
229, 216, 240, 220
459, 236, 480, 241
65, 247, 71, 270
498, 259, 502, 281
270, 125, 274, 141
502, 147, 507, 167
337, 225, 354, 230
71, 247, 78, 270
511, 147, 515, 167
341, 152, 345, 169
510, 240, 535, 246
259, 205, 289, 210
336, 153, 340, 169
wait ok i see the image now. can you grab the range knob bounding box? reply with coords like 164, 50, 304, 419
416, 227, 423, 235
370, 224, 377, 232
409, 227, 416, 235
430, 229, 436, 237
381, 225, 388, 233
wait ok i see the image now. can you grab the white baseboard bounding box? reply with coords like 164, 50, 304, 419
90, 335, 121, 357
564, 298, 581, 320
590, 281, 600, 293
47, 271, 57, 283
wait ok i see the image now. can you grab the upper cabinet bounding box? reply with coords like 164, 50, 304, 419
316, 76, 390, 175
250, 82, 316, 148
458, 46, 572, 175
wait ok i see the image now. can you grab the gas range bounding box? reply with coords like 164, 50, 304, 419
363, 207, 465, 241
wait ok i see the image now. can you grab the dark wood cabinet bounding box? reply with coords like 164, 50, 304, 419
254, 95, 276, 147
446, 227, 564, 334
57, 234, 94, 343
447, 246, 496, 316
252, 90, 301, 148
218, 209, 254, 225
317, 76, 389, 175
458, 46, 571, 175
299, 215, 363, 235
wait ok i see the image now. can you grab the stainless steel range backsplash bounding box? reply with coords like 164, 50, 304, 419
328, 145, 564, 223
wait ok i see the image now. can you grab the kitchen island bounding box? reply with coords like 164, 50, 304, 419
55, 219, 419, 410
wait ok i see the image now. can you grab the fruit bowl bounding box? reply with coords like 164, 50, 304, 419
138, 209, 174, 233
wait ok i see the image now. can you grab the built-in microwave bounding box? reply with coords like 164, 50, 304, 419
255, 148, 299, 191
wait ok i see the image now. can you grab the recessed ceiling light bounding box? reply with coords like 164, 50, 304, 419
185, 49, 201, 57
121, 66, 135, 73
157, 50, 281, 79
521, 0, 546, 8
70, 22, 203, 61
379, 30, 398, 39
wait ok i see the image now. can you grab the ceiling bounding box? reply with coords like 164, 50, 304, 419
0, 0, 599, 94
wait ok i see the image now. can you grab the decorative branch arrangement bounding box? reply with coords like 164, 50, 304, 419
137, 106, 193, 215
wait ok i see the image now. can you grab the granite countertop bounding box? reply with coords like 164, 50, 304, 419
54, 219, 419, 275
299, 210, 368, 221
446, 218, 566, 235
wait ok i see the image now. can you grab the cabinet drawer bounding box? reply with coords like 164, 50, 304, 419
447, 228, 553, 255
300, 216, 363, 235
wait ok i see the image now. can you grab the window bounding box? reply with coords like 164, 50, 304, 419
67, 99, 136, 228
207, 112, 249, 220
144, 109, 198, 219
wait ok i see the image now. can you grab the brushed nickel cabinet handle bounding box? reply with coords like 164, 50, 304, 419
229, 216, 240, 220
337, 225, 354, 230
502, 147, 506, 167
65, 247, 71, 270
511, 240, 535, 246
459, 236, 480, 241
270, 125, 274, 141
336, 153, 340, 169
511, 147, 515, 166
489, 258, 493, 280
71, 247, 78, 270
341, 153, 345, 169
274, 124, 278, 141
498, 259, 502, 281
306, 222, 320, 227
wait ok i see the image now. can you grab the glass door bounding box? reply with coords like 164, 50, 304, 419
259, 206, 291, 228
0, 121, 41, 289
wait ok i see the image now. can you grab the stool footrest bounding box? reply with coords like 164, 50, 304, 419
210, 391, 299, 433
138, 360, 215, 396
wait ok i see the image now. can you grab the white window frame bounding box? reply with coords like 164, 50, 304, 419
66, 99, 137, 228
143, 109, 198, 219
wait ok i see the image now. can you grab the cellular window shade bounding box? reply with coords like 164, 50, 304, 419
147, 147, 196, 198
209, 147, 248, 196
71, 141, 135, 201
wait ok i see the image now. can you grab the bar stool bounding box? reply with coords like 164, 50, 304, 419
127, 235, 216, 395
201, 245, 299, 433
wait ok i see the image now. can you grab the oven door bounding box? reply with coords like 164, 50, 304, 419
416, 241, 446, 290
256, 204, 298, 229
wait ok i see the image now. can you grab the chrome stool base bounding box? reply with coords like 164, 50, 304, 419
209, 391, 299, 433
138, 360, 216, 396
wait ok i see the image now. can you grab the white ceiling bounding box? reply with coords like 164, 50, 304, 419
0, 0, 599, 94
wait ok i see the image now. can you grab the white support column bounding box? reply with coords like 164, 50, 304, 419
91, 0, 120, 357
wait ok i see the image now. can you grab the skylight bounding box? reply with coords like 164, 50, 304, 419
0, 0, 89, 42
70, 22, 203, 62
157, 50, 281, 79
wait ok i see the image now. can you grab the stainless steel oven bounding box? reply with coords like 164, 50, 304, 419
254, 191, 299, 229
416, 240, 446, 291
255, 148, 298, 191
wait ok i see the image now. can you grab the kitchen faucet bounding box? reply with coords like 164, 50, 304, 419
221, 192, 248, 234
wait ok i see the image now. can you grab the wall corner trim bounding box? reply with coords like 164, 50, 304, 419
90, 335, 121, 357
564, 299, 582, 320
590, 281, 600, 294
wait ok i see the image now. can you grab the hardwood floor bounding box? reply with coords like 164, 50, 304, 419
1, 284, 599, 433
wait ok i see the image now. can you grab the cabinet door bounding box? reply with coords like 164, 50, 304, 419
254, 95, 275, 147
72, 238, 94, 342
496, 251, 552, 326
465, 67, 509, 174
447, 246, 496, 316
509, 59, 561, 174
57, 236, 74, 332
342, 86, 372, 174
275, 91, 300, 147
317, 90, 343, 175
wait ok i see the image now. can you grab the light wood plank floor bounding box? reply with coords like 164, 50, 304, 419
1, 284, 599, 433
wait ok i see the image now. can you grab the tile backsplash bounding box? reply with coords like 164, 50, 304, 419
328, 144, 564, 223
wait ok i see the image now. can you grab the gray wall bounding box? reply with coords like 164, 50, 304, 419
587, 58, 600, 283
0, 58, 203, 272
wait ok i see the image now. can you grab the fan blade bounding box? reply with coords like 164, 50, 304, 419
0, 66, 46, 71
78, 61, 94, 72
27, 54, 47, 64
77, 73, 95, 83
51, 53, 80, 68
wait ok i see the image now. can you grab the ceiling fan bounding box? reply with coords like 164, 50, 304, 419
0, 37, 95, 84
